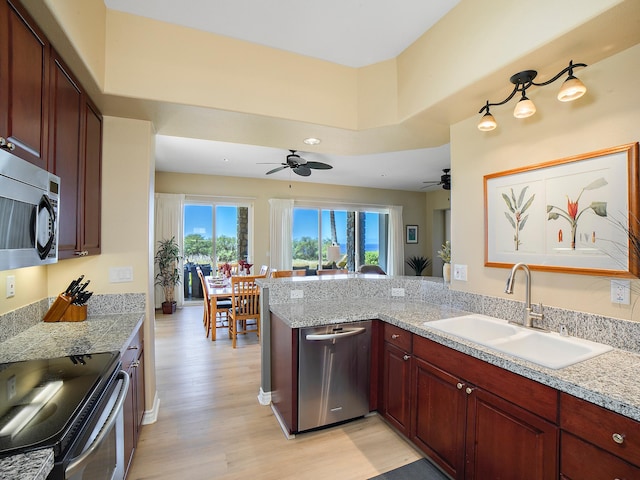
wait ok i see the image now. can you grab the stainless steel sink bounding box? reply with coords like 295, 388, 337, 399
425, 314, 612, 369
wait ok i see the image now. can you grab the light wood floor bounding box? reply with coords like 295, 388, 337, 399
127, 305, 422, 480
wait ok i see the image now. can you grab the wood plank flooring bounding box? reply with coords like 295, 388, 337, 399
127, 305, 422, 480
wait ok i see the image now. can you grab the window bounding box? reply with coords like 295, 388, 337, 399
183, 200, 252, 298
292, 206, 388, 272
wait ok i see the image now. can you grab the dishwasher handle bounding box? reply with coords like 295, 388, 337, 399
306, 327, 366, 341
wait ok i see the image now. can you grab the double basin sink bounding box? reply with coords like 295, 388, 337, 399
425, 314, 612, 369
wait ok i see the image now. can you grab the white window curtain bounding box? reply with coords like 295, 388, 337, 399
387, 205, 404, 276
269, 198, 294, 271
154, 193, 185, 308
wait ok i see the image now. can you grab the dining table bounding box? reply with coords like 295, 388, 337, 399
204, 275, 233, 341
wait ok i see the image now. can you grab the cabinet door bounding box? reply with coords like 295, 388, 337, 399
0, 0, 49, 169
49, 53, 82, 259
466, 387, 558, 480
134, 350, 145, 438
123, 363, 136, 475
79, 99, 102, 255
382, 342, 411, 435
411, 356, 466, 479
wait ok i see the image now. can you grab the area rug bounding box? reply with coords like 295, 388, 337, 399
368, 459, 450, 480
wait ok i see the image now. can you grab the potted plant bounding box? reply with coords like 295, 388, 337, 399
406, 256, 431, 276
437, 240, 451, 283
155, 236, 182, 314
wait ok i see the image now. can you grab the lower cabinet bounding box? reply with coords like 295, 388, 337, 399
560, 393, 640, 479
382, 326, 559, 479
381, 324, 412, 436
123, 325, 145, 477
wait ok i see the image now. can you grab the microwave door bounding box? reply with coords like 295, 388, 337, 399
35, 194, 56, 259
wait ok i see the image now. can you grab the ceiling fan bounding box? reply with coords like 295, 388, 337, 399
421, 168, 451, 190
262, 150, 333, 177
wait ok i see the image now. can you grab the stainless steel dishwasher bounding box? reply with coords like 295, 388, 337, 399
298, 320, 371, 432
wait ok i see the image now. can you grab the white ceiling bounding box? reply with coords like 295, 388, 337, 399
104, 0, 460, 191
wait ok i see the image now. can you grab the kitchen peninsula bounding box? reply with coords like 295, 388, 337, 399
258, 274, 640, 478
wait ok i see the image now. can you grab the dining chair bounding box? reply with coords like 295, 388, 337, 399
196, 267, 211, 336
317, 269, 348, 275
271, 269, 306, 278
227, 275, 261, 348
357, 265, 386, 275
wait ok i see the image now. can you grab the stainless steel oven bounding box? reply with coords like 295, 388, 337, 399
0, 352, 128, 480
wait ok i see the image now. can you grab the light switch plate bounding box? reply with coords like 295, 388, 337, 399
611, 280, 630, 304
391, 288, 405, 297
109, 266, 134, 283
290, 290, 303, 299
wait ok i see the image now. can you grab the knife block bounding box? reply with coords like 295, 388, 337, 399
60, 304, 87, 322
43, 294, 73, 322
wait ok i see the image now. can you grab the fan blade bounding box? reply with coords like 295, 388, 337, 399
266, 165, 288, 175
305, 161, 332, 170
293, 165, 311, 176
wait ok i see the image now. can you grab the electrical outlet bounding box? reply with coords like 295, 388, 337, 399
6, 275, 15, 298
611, 280, 630, 305
290, 290, 304, 299
7, 375, 16, 400
453, 264, 467, 281
391, 288, 405, 297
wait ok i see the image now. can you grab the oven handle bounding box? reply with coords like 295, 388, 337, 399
65, 370, 130, 478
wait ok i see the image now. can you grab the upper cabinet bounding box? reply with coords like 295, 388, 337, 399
1, 0, 103, 259
0, 0, 49, 169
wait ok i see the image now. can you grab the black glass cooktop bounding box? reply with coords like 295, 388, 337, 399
0, 352, 119, 457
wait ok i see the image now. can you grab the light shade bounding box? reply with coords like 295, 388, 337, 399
477, 112, 497, 131
327, 245, 341, 264
557, 76, 587, 102
513, 96, 536, 118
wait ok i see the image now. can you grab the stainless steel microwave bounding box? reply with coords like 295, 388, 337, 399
0, 148, 60, 270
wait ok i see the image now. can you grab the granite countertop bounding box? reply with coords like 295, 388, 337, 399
0, 312, 144, 479
270, 299, 640, 422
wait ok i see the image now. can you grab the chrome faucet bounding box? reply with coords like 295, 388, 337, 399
504, 263, 544, 328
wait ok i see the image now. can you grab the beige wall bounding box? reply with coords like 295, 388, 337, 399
450, 44, 640, 321
155, 172, 429, 275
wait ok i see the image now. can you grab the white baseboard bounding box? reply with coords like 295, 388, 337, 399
257, 388, 271, 405
142, 391, 160, 424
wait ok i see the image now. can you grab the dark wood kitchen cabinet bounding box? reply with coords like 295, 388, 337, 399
0, 0, 50, 169
411, 335, 558, 479
123, 324, 145, 477
381, 323, 412, 436
560, 393, 640, 479
48, 51, 102, 259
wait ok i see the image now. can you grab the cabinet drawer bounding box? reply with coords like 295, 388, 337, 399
561, 431, 640, 478
561, 393, 640, 466
384, 324, 412, 351
122, 326, 143, 367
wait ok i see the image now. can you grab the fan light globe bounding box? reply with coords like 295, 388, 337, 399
513, 97, 536, 118
557, 76, 587, 102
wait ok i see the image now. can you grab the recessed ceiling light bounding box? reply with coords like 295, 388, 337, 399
303, 137, 321, 145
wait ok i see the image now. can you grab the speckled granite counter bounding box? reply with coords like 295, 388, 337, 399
269, 298, 640, 423
0, 311, 145, 479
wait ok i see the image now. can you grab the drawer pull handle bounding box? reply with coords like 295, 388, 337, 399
465, 387, 473, 395
391, 334, 400, 339
612, 433, 625, 444
403, 354, 410, 361
127, 345, 139, 350
456, 383, 463, 390
131, 360, 140, 368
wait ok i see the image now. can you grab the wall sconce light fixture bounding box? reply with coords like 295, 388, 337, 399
478, 60, 587, 131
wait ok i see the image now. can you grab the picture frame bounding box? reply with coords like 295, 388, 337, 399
406, 225, 418, 244
484, 143, 639, 277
